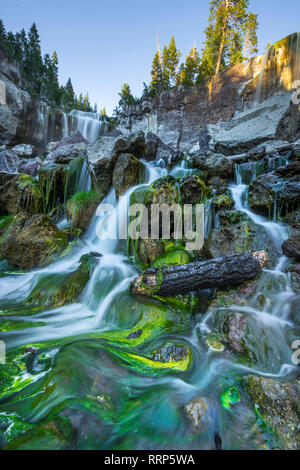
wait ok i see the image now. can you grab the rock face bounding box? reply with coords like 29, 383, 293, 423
243, 376, 300, 450
112, 153, 143, 196
12, 144, 36, 158
282, 236, 300, 259
0, 213, 68, 269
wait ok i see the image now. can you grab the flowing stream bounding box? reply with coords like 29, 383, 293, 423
0, 148, 298, 449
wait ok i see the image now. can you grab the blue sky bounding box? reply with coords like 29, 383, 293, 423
1, 0, 300, 114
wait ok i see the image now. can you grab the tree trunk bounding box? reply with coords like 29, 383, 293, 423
131, 251, 268, 297
215, 0, 230, 76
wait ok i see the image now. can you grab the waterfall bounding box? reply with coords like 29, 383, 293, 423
69, 110, 108, 143
62, 112, 69, 138
254, 47, 270, 104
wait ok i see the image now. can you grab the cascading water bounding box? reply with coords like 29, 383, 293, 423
0, 155, 298, 450
69, 110, 108, 143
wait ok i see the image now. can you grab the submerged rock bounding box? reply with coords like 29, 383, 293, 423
112, 153, 143, 196
243, 375, 300, 450
0, 213, 68, 269
185, 398, 208, 428
27, 252, 99, 308
153, 344, 189, 363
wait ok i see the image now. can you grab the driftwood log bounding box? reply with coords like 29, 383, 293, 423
131, 251, 268, 297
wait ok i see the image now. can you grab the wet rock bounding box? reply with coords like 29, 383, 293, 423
126, 330, 143, 340
226, 313, 247, 354
282, 236, 300, 260
248, 173, 278, 216
26, 253, 99, 308
153, 344, 188, 362
207, 176, 228, 195
0, 173, 43, 216
0, 213, 68, 269
243, 375, 300, 450
18, 157, 43, 177
66, 190, 103, 234
145, 132, 180, 163
192, 153, 234, 178
12, 144, 36, 158
180, 175, 210, 204
0, 150, 20, 173
112, 153, 143, 197
212, 194, 235, 211
249, 171, 300, 217
185, 398, 208, 428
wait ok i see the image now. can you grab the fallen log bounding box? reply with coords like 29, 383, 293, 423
131, 251, 268, 297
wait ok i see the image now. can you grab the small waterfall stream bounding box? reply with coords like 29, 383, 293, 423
0, 147, 298, 449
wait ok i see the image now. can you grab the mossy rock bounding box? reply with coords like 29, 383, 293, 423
38, 158, 84, 213
26, 253, 100, 308
66, 190, 103, 233
0, 213, 68, 269
212, 193, 235, 211
0, 173, 42, 217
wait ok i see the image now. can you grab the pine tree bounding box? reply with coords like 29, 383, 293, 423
0, 19, 7, 46
164, 37, 181, 87
118, 83, 135, 108
243, 12, 258, 61
202, 0, 258, 79
179, 46, 201, 86
62, 78, 76, 111
83, 92, 92, 112
24, 23, 44, 94
150, 51, 163, 95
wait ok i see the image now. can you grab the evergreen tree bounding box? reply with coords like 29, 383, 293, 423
243, 12, 258, 61
178, 46, 201, 86
150, 51, 164, 95
118, 83, 135, 108
93, 103, 98, 114
202, 0, 258, 79
24, 23, 43, 93
62, 78, 76, 111
163, 37, 181, 87
42, 51, 61, 105
83, 92, 92, 112
0, 19, 7, 48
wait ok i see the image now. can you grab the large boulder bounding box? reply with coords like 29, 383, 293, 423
192, 153, 234, 178
46, 142, 87, 164
12, 144, 36, 158
66, 190, 103, 234
0, 172, 43, 216
0, 213, 68, 269
243, 375, 300, 450
112, 153, 143, 197
282, 235, 300, 259
0, 150, 20, 173
249, 169, 300, 217
18, 157, 43, 177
